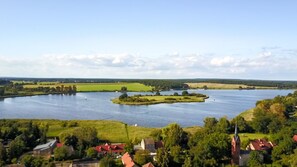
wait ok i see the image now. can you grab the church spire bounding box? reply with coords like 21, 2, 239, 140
235, 124, 238, 137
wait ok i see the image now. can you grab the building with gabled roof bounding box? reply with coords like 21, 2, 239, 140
142, 162, 155, 167
122, 152, 138, 167
95, 143, 125, 155
33, 140, 57, 157
246, 139, 275, 152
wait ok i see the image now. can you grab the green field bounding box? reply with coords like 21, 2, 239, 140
24, 82, 153, 92
112, 95, 208, 105
4, 119, 200, 143
187, 82, 276, 89
238, 108, 255, 121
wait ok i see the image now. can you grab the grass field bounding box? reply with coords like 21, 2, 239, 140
187, 82, 276, 89
112, 95, 207, 105
9, 119, 200, 143
24, 82, 153, 92
238, 108, 255, 121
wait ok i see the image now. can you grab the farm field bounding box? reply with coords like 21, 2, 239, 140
23, 82, 153, 92
187, 82, 276, 89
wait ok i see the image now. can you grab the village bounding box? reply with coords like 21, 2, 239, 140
1, 124, 297, 167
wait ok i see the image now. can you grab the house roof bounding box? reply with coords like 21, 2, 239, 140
293, 135, 297, 142
33, 140, 57, 151
57, 143, 63, 148
122, 152, 136, 167
249, 139, 275, 151
143, 138, 155, 145
142, 162, 155, 167
95, 143, 125, 153
154, 141, 163, 149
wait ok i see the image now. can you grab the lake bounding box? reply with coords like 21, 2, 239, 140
0, 89, 294, 127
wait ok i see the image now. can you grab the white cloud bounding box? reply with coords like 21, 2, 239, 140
0, 47, 297, 79
210, 56, 235, 67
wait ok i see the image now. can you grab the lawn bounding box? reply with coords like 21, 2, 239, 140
10, 119, 200, 143
112, 95, 208, 105
186, 82, 276, 89
24, 82, 153, 92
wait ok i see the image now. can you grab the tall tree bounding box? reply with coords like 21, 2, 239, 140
248, 151, 264, 167
156, 148, 170, 167
0, 143, 6, 165
134, 150, 152, 166
162, 123, 184, 148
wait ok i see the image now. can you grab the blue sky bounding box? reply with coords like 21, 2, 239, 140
0, 1, 297, 80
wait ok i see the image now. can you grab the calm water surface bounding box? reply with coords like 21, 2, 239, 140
0, 89, 294, 127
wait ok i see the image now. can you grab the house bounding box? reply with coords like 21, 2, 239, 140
33, 140, 57, 157
141, 138, 155, 152
140, 138, 163, 153
293, 135, 297, 142
142, 162, 155, 167
95, 143, 125, 155
246, 139, 275, 152
122, 152, 138, 167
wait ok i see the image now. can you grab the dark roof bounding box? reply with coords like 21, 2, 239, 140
155, 141, 164, 149
144, 138, 155, 145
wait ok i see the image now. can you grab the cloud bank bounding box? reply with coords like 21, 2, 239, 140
0, 48, 297, 80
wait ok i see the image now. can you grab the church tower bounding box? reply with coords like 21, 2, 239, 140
231, 124, 240, 165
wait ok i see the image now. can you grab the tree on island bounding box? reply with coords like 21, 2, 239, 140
155, 91, 161, 96
119, 92, 128, 100
0, 87, 4, 96
182, 90, 189, 96
121, 86, 127, 93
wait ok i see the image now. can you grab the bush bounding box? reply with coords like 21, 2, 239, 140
165, 98, 176, 101
182, 91, 189, 96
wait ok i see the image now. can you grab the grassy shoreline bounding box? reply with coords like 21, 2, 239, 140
112, 95, 208, 105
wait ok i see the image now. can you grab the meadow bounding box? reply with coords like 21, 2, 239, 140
187, 82, 276, 89
10, 119, 201, 143
23, 82, 153, 92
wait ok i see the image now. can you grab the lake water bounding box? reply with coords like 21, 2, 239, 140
0, 89, 294, 127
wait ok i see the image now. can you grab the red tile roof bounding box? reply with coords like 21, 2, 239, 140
142, 162, 155, 167
95, 143, 125, 154
249, 139, 275, 151
122, 152, 136, 167
293, 135, 297, 142
57, 143, 63, 148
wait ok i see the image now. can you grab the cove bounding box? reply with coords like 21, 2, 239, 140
0, 89, 293, 127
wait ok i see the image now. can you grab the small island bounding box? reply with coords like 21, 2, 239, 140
112, 91, 209, 105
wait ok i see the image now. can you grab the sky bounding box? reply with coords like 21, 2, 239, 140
0, 0, 297, 80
